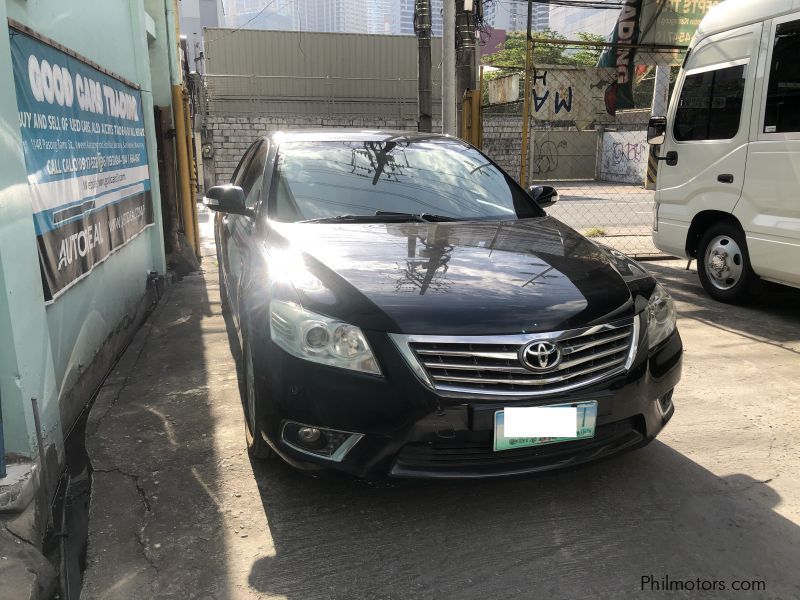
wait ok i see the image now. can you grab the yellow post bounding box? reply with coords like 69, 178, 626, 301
183, 89, 200, 257
172, 84, 196, 258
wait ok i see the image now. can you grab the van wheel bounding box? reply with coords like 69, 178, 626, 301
241, 336, 274, 460
697, 222, 762, 304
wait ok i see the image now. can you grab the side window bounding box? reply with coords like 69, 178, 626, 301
674, 64, 746, 141
765, 19, 800, 133
232, 143, 258, 185
239, 142, 268, 210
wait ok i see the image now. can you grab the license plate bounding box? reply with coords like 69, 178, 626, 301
493, 401, 598, 452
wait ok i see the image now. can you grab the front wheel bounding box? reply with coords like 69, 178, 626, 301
697, 222, 762, 304
241, 336, 274, 460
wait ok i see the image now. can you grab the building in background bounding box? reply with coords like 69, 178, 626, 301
549, 0, 620, 38
223, 0, 294, 29
398, 0, 442, 36
180, 0, 224, 71
486, 0, 549, 33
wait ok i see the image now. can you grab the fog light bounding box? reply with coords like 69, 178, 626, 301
282, 421, 364, 462
298, 426, 321, 443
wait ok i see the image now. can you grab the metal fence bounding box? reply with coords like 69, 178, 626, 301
482, 52, 680, 258
202, 73, 433, 119
201, 28, 442, 120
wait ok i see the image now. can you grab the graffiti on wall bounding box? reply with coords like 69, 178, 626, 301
530, 131, 597, 181
531, 66, 617, 125
601, 130, 648, 184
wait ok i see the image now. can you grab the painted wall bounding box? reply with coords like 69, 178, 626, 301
0, 0, 167, 460
600, 130, 649, 184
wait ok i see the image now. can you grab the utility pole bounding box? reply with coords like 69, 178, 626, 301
415, 0, 433, 132
442, 0, 457, 135
519, 0, 533, 187
455, 0, 476, 138
645, 65, 670, 189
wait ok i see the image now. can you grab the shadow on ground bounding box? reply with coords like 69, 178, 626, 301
245, 442, 799, 599
646, 261, 800, 352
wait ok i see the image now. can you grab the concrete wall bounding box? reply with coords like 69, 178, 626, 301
530, 130, 597, 182
0, 0, 167, 471
600, 130, 649, 184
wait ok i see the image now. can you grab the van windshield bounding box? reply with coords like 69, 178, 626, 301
269, 139, 543, 223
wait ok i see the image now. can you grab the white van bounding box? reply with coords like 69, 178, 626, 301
648, 0, 800, 303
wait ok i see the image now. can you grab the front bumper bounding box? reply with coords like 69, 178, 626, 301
253, 326, 682, 480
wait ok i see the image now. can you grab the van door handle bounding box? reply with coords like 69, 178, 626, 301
718, 174, 734, 184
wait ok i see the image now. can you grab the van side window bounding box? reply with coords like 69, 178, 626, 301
674, 65, 746, 142
765, 19, 800, 133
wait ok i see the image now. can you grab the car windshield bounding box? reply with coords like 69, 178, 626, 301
269, 139, 544, 222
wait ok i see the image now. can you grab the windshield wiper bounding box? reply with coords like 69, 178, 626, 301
301, 212, 460, 224
374, 211, 460, 222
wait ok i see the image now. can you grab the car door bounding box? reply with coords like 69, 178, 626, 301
222, 140, 269, 324
657, 23, 761, 226
734, 13, 800, 286
218, 141, 258, 304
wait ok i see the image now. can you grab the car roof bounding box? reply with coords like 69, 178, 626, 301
695, 0, 800, 41
270, 129, 460, 145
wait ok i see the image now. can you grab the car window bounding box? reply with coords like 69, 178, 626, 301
232, 142, 259, 185
674, 64, 746, 141
765, 18, 800, 133
239, 142, 268, 210
269, 139, 542, 222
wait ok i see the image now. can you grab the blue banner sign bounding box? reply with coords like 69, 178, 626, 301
10, 28, 153, 302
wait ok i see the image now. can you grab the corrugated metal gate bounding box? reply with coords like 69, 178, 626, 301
201, 29, 443, 119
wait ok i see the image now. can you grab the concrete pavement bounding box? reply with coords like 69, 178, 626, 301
82, 211, 800, 599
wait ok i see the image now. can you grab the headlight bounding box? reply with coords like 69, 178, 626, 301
269, 300, 381, 375
647, 283, 677, 349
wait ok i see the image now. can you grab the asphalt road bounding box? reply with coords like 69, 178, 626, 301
83, 210, 800, 599
547, 182, 655, 232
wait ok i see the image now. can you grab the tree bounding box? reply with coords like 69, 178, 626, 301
571, 33, 607, 67
482, 30, 607, 69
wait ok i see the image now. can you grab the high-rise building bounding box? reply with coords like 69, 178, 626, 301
486, 0, 549, 33
398, 0, 442, 37
180, 0, 225, 71
223, 0, 294, 29
549, 0, 619, 38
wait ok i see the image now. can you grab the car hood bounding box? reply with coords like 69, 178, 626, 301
268, 218, 645, 335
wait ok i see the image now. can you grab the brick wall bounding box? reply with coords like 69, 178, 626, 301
481, 114, 528, 180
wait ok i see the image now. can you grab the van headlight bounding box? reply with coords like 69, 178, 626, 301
647, 283, 677, 349
269, 300, 381, 375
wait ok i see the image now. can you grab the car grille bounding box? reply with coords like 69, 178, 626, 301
400, 318, 638, 398
392, 418, 644, 475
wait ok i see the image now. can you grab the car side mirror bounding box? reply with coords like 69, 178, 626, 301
203, 185, 248, 215
647, 116, 667, 145
528, 185, 559, 209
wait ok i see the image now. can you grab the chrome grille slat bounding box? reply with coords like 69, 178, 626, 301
415, 349, 518, 360
423, 362, 531, 374
561, 330, 631, 355
400, 318, 638, 398
557, 342, 629, 371
433, 357, 626, 387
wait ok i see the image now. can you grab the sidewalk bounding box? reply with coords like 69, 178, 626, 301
82, 214, 274, 599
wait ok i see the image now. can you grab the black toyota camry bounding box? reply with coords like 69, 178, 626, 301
205, 130, 682, 479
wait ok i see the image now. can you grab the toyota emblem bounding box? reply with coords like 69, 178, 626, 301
520, 341, 562, 372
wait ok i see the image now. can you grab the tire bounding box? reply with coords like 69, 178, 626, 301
697, 221, 762, 304
241, 335, 274, 460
